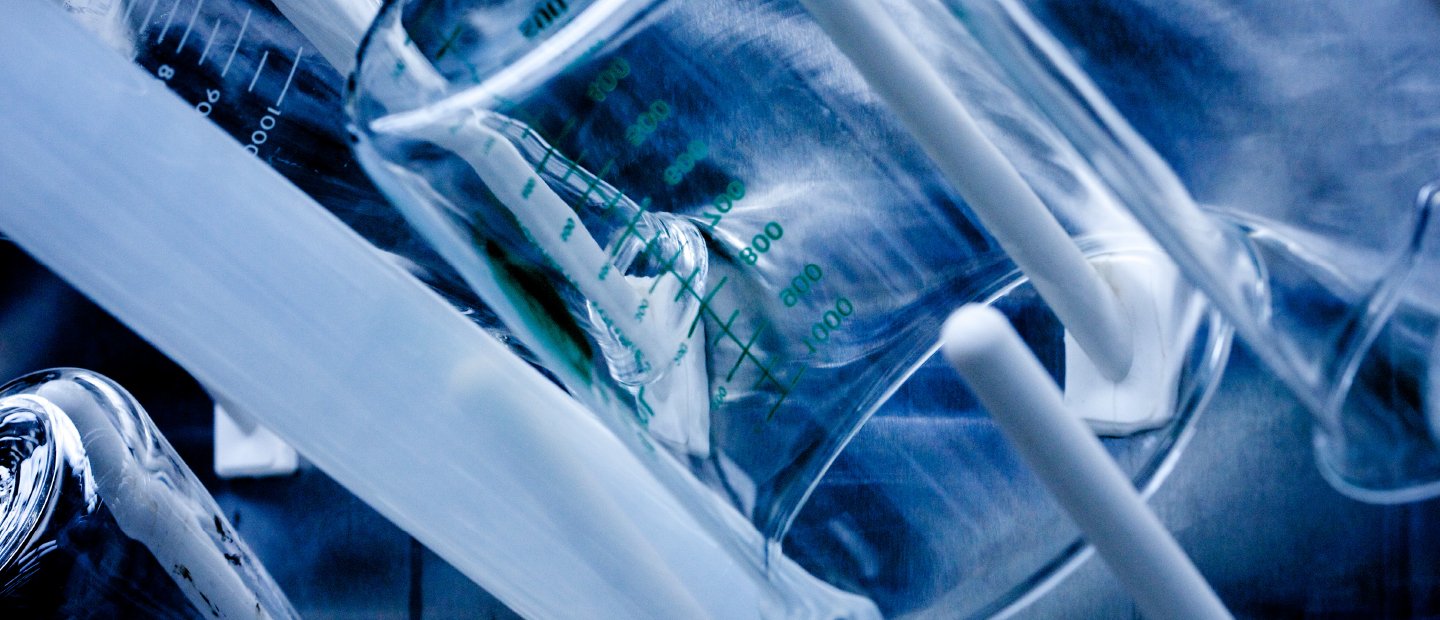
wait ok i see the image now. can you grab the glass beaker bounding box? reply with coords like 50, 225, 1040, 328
346, 0, 1230, 548
53, 0, 542, 360
1001, 0, 1440, 501
0, 368, 296, 618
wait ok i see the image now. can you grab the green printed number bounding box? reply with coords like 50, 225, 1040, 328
625, 100, 671, 146
710, 386, 728, 410
739, 222, 784, 265
702, 180, 746, 230
586, 57, 630, 102
801, 297, 854, 353
779, 264, 824, 308
663, 140, 708, 186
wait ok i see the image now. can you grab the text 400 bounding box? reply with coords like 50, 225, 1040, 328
800, 297, 854, 354
700, 180, 747, 230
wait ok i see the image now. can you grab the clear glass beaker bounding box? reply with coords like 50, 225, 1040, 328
54, 0, 533, 358
1002, 0, 1440, 501
346, 0, 1229, 549
0, 368, 296, 618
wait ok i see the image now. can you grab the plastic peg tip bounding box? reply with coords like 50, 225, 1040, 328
801, 0, 1134, 381
942, 304, 1230, 620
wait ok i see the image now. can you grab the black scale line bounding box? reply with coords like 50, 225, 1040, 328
686, 276, 727, 337
558, 147, 590, 182
575, 159, 615, 205
514, 115, 809, 417
651, 244, 790, 393
434, 25, 464, 60
608, 208, 648, 258
764, 367, 807, 421
646, 246, 685, 294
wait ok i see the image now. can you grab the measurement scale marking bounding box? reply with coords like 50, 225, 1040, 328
710, 309, 741, 349
531, 119, 578, 173
648, 247, 686, 294
609, 208, 648, 258
725, 321, 768, 381
638, 233, 665, 258
460, 58, 484, 84
156, 0, 181, 43
198, 20, 219, 64
670, 261, 705, 301
138, 0, 161, 33
558, 148, 590, 183
686, 276, 727, 337
274, 46, 304, 106
646, 228, 804, 419
528, 129, 554, 167
764, 368, 806, 421
575, 159, 615, 205
602, 187, 625, 211
750, 356, 783, 391
745, 351, 785, 391
750, 354, 799, 395
122, 0, 140, 24
434, 24, 464, 60
247, 49, 269, 92
513, 104, 805, 419
651, 244, 800, 419
220, 9, 251, 78
175, 0, 203, 52
534, 145, 559, 171
636, 387, 655, 422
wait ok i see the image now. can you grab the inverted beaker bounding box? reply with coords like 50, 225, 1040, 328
347, 0, 1230, 550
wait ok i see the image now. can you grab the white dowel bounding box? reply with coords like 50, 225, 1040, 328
942, 305, 1230, 620
801, 0, 1133, 381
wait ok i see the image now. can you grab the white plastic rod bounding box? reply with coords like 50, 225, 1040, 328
942, 305, 1229, 620
0, 4, 878, 618
801, 0, 1133, 381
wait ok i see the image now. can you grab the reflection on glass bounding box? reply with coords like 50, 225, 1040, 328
0, 369, 296, 619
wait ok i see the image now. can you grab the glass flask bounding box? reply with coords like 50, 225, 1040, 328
347, 0, 1229, 556
1006, 0, 1440, 501
0, 369, 297, 618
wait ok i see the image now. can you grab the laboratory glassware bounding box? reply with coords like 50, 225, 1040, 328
54, 0, 522, 350
0, 368, 297, 618
942, 305, 1230, 620
346, 0, 1230, 552
997, 0, 1440, 501
0, 4, 878, 614
59, 0, 380, 237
